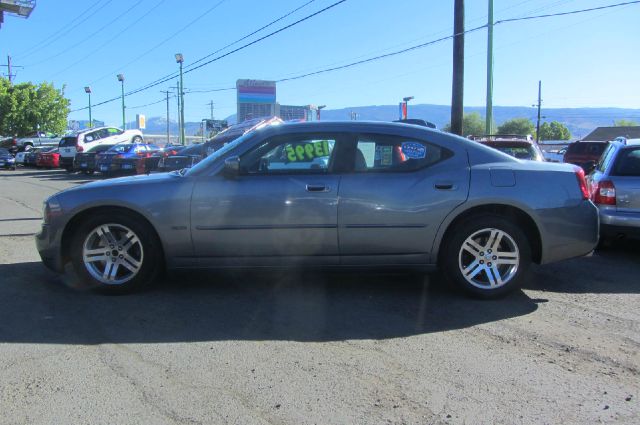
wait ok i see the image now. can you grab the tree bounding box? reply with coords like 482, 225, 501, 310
0, 78, 70, 137
497, 118, 535, 136
443, 112, 486, 136
614, 119, 639, 127
537, 121, 571, 141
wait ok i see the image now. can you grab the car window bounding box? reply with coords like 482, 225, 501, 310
107, 128, 123, 136
84, 131, 101, 143
596, 143, 616, 172
240, 134, 338, 175
354, 134, 450, 172
612, 148, 640, 177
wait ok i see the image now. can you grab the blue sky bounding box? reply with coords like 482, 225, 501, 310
1, 0, 639, 126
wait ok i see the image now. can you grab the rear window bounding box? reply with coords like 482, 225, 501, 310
566, 142, 607, 155
612, 148, 640, 177
59, 136, 78, 147
483, 143, 537, 160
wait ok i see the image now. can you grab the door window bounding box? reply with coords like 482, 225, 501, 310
107, 128, 123, 136
354, 134, 450, 172
612, 148, 640, 176
83, 131, 101, 143
240, 134, 337, 174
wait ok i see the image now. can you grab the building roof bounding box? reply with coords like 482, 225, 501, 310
583, 126, 640, 141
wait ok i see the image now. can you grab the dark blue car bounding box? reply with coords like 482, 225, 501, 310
96, 143, 161, 175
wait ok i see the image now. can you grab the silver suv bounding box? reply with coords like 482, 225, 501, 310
588, 139, 640, 242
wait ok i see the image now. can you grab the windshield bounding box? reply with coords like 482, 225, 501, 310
186, 131, 255, 175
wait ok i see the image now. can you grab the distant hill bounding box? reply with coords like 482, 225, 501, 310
138, 104, 640, 138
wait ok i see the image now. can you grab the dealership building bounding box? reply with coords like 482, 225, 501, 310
236, 79, 318, 123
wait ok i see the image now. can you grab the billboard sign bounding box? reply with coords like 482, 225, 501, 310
237, 79, 276, 104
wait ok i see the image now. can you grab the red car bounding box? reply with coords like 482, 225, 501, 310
36, 148, 61, 168
563, 140, 608, 172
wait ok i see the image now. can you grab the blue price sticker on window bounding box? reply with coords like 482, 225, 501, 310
401, 142, 426, 159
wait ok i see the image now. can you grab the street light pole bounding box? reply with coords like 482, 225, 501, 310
175, 53, 185, 145
485, 0, 494, 134
84, 86, 92, 128
117, 74, 125, 130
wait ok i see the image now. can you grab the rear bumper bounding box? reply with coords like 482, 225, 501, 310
539, 200, 599, 264
59, 156, 74, 167
600, 209, 640, 239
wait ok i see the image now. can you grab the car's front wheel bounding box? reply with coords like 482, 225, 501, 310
442, 214, 531, 298
70, 212, 162, 293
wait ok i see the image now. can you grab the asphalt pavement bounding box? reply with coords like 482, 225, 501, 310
0, 168, 638, 424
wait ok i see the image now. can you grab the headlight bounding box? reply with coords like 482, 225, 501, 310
42, 197, 62, 224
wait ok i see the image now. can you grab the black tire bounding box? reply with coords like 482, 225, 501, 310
69, 212, 163, 294
132, 136, 143, 143
441, 214, 531, 299
83, 170, 94, 175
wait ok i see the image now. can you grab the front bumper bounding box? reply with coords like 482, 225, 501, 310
35, 224, 64, 273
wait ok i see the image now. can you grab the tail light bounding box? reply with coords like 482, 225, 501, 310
591, 180, 616, 205
76, 144, 84, 152
574, 167, 590, 200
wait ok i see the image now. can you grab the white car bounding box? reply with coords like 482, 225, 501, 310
58, 127, 143, 171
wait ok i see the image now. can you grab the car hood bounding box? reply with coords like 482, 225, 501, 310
59, 171, 180, 195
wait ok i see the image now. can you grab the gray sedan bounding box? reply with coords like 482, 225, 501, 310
36, 121, 598, 298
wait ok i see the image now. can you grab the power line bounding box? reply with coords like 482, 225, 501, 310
126, 0, 322, 98
85, 0, 228, 87
70, 0, 347, 112
17, 0, 111, 59
495, 0, 640, 23
71, 0, 636, 114
26, 0, 145, 67
47, 0, 168, 79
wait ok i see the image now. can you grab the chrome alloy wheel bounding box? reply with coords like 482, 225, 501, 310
458, 228, 520, 290
82, 223, 144, 285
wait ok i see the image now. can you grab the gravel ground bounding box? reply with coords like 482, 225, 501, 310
0, 168, 638, 424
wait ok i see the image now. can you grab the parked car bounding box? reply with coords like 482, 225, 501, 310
95, 142, 160, 176
14, 150, 28, 166
58, 127, 144, 171
36, 121, 598, 298
543, 146, 568, 163
73, 144, 118, 174
23, 147, 56, 167
563, 140, 608, 172
587, 139, 640, 242
157, 143, 205, 172
140, 144, 187, 174
36, 148, 61, 169
14, 132, 62, 151
0, 148, 16, 170
0, 136, 18, 153
468, 135, 545, 161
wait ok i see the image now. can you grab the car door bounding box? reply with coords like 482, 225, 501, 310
190, 132, 346, 266
610, 146, 640, 213
337, 132, 470, 265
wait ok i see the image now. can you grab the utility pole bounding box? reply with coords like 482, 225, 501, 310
451, 0, 465, 136
485, 0, 494, 134
172, 83, 181, 144
161, 90, 171, 144
535, 80, 542, 143
1, 55, 23, 85
208, 100, 214, 119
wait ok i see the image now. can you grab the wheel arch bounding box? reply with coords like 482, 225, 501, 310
60, 205, 166, 268
434, 203, 542, 266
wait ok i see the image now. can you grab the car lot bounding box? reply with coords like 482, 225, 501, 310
0, 167, 639, 424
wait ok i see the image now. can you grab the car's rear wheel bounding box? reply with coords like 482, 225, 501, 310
132, 136, 142, 143
442, 214, 531, 298
70, 213, 162, 293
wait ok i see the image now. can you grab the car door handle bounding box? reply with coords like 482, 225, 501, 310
306, 184, 330, 192
434, 182, 455, 190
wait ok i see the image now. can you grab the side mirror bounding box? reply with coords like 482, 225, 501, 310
223, 155, 240, 178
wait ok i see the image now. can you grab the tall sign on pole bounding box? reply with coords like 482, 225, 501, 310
485, 0, 494, 134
